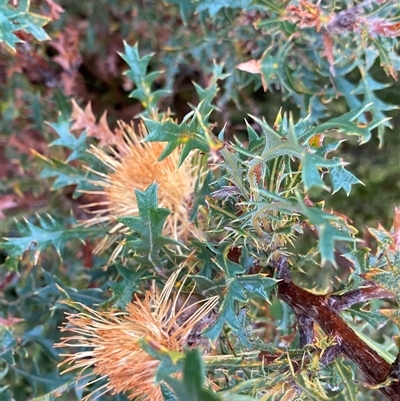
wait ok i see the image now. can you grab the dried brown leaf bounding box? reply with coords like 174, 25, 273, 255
236, 59, 261, 75
322, 33, 335, 76
0, 316, 24, 327
71, 100, 115, 147
44, 0, 65, 20
0, 194, 18, 219
51, 26, 82, 94
70, 99, 96, 131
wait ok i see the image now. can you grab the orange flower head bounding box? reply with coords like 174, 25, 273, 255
81, 121, 198, 258
55, 270, 218, 401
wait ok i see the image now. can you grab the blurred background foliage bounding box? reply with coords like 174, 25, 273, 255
1, 0, 399, 400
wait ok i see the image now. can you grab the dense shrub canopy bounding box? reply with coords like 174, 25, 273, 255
1, 1, 400, 400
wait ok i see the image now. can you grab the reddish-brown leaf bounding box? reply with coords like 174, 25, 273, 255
71, 99, 96, 131
70, 100, 115, 147
43, 0, 65, 20
50, 26, 82, 94
51, 26, 81, 71
236, 59, 261, 75
368, 19, 400, 38
0, 194, 18, 219
0, 316, 24, 327
322, 33, 335, 76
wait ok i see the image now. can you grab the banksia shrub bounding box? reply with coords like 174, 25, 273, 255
1, 1, 400, 401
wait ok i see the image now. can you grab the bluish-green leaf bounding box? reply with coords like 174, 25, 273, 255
298, 202, 357, 264
330, 165, 363, 195
49, 116, 88, 162
0, 0, 50, 51
144, 111, 209, 166
108, 264, 150, 309
195, 0, 252, 17
2, 215, 98, 261
161, 349, 221, 401
237, 275, 278, 300
118, 184, 180, 265
301, 152, 341, 191
307, 104, 374, 144
119, 41, 171, 112
342, 247, 370, 274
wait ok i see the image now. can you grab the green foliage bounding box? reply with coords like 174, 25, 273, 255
117, 184, 182, 265
119, 41, 171, 116
1, 1, 400, 401
144, 114, 211, 166
0, 0, 50, 51
49, 116, 89, 163
161, 349, 222, 401
2, 214, 98, 264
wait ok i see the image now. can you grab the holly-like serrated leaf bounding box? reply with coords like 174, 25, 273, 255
298, 201, 357, 264
0, 0, 50, 51
305, 103, 374, 145
363, 258, 400, 302
204, 278, 246, 340
117, 184, 180, 265
348, 322, 395, 363
119, 41, 170, 113
215, 243, 245, 277
34, 153, 94, 198
204, 243, 250, 340
301, 152, 342, 191
143, 111, 209, 166
330, 165, 363, 195
352, 71, 397, 146
342, 247, 371, 274
1, 214, 98, 262
347, 306, 389, 330
236, 274, 278, 300
48, 115, 88, 162
193, 62, 229, 115
204, 254, 247, 338
108, 264, 150, 309
368, 226, 395, 249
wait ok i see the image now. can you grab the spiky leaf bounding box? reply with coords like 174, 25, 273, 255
0, 0, 50, 51
49, 115, 88, 162
119, 41, 170, 112
143, 111, 210, 166
161, 349, 222, 401
2, 215, 98, 262
118, 184, 180, 265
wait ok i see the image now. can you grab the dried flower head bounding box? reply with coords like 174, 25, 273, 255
56, 270, 219, 401
81, 121, 198, 258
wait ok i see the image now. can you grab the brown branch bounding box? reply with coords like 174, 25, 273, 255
274, 256, 400, 401
329, 281, 395, 312
297, 314, 313, 348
